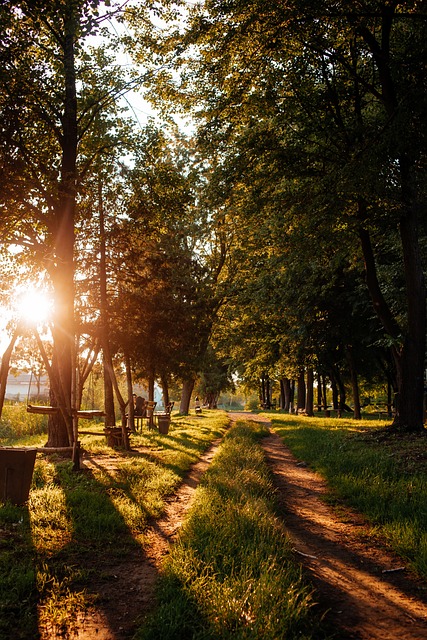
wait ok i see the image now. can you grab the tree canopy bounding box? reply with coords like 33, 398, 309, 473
0, 0, 426, 438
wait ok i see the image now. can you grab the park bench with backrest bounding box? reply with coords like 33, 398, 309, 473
153, 401, 174, 424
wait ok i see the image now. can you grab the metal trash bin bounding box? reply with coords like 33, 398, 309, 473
0, 448, 37, 505
157, 416, 171, 435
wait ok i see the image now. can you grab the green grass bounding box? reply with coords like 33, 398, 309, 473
136, 420, 325, 640
0, 410, 229, 638
0, 403, 48, 443
268, 412, 427, 579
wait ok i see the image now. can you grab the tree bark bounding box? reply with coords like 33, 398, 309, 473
0, 329, 20, 419
180, 378, 195, 415
289, 379, 295, 413
296, 370, 306, 412
46, 5, 78, 447
103, 364, 116, 426
306, 368, 314, 417
160, 373, 169, 407
347, 346, 361, 420
317, 372, 322, 412
280, 378, 292, 411
125, 353, 135, 433
330, 372, 339, 411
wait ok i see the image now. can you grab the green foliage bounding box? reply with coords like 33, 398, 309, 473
135, 0, 427, 429
136, 420, 322, 640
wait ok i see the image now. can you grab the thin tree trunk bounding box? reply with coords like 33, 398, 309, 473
297, 370, 306, 412
290, 379, 295, 413
330, 372, 339, 411
180, 378, 195, 415
306, 368, 314, 417
125, 353, 135, 433
160, 373, 169, 407
0, 329, 20, 419
347, 346, 361, 420
322, 377, 328, 410
317, 372, 322, 412
260, 374, 266, 407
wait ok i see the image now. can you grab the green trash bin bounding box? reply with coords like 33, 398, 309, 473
0, 448, 37, 505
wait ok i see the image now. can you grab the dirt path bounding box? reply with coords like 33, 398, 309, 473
50, 413, 427, 639
230, 412, 427, 640
44, 437, 224, 640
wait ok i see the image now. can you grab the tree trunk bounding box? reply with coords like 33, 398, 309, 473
330, 372, 339, 411
317, 372, 322, 412
125, 353, 135, 433
347, 346, 361, 420
160, 373, 169, 407
322, 376, 328, 410
98, 180, 116, 427
46, 356, 72, 448
296, 370, 306, 412
280, 378, 292, 411
180, 378, 195, 415
306, 368, 314, 417
393, 166, 426, 431
0, 329, 20, 419
103, 364, 115, 426
290, 379, 295, 413
334, 367, 347, 418
359, 202, 425, 432
260, 373, 267, 407
46, 6, 78, 448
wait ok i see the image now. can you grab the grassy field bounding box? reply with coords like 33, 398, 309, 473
0, 410, 228, 639
135, 419, 322, 640
268, 412, 427, 580
1, 408, 426, 638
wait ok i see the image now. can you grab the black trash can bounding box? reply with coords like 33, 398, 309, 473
0, 448, 37, 505
157, 416, 170, 435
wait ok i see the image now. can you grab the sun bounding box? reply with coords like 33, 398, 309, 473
15, 287, 53, 326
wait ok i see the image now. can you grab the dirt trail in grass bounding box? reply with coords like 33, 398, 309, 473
229, 412, 427, 640
42, 436, 223, 640
47, 413, 427, 639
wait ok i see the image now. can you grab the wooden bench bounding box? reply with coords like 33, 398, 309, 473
27, 405, 105, 419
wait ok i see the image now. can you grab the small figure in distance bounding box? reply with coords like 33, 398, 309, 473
195, 396, 202, 414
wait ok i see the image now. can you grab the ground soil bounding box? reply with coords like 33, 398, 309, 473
49, 413, 427, 640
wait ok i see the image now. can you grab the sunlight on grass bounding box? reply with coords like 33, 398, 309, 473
37, 562, 89, 637
136, 420, 320, 640
29, 485, 73, 554
0, 410, 230, 639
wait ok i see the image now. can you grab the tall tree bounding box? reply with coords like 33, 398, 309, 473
0, 1, 133, 445
146, 0, 427, 432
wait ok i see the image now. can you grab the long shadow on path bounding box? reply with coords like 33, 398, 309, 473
261, 429, 427, 640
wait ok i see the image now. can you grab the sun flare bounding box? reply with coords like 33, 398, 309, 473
15, 288, 53, 326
